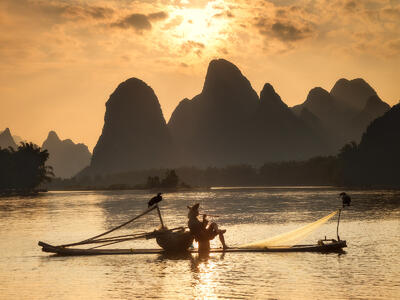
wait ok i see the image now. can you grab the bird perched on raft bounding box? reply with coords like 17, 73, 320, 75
148, 193, 163, 207
340, 192, 351, 207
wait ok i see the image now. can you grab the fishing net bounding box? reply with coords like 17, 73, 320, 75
239, 210, 338, 248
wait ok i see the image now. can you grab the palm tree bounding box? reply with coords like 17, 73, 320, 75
0, 142, 54, 193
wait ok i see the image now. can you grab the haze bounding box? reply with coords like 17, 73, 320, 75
1, 0, 399, 150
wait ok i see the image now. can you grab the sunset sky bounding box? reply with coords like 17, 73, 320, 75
1, 0, 399, 150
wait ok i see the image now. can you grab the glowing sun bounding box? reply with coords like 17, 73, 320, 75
172, 4, 230, 45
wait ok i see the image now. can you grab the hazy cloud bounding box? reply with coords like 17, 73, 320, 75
112, 11, 168, 32
213, 10, 234, 18
148, 11, 168, 21
255, 18, 313, 42
181, 40, 205, 57
2, 0, 114, 22
271, 21, 312, 41
344, 0, 358, 12
112, 13, 152, 30
387, 39, 400, 54
62, 4, 114, 20
163, 16, 184, 30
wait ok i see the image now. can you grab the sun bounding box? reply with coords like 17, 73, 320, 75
171, 4, 230, 45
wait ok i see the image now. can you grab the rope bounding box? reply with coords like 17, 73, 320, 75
60, 206, 157, 247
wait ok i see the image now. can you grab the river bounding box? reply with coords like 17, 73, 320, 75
0, 188, 399, 299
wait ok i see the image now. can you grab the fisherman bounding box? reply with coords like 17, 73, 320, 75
148, 193, 162, 207
340, 192, 351, 207
187, 203, 228, 252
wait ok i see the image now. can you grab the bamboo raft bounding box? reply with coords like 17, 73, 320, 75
38, 240, 347, 256
38, 201, 347, 256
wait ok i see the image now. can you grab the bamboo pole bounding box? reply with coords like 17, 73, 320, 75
60, 206, 157, 247
156, 204, 165, 228
336, 209, 342, 241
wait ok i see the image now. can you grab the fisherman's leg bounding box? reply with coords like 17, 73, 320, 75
209, 222, 228, 248
218, 232, 228, 249
208, 222, 218, 231
209, 222, 226, 234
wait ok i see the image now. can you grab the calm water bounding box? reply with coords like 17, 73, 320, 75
0, 188, 399, 299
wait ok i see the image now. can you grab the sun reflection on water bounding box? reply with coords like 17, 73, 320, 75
192, 254, 220, 300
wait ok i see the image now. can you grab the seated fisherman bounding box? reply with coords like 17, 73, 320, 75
187, 203, 228, 252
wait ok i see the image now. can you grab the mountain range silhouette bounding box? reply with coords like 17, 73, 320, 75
84, 59, 391, 175
42, 131, 91, 178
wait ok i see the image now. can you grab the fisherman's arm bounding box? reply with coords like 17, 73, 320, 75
202, 214, 209, 227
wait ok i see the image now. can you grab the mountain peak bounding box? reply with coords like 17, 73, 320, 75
202, 59, 255, 98
47, 130, 60, 141
0, 128, 17, 149
260, 83, 288, 109
350, 78, 374, 89
207, 59, 241, 77
90, 76, 173, 174
306, 87, 331, 103
330, 77, 377, 110
332, 78, 350, 89
260, 83, 275, 97
116, 77, 149, 91
42, 132, 91, 178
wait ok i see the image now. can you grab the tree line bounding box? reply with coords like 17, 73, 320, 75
46, 141, 399, 190
0, 143, 53, 194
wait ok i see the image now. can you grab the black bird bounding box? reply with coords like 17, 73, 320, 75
148, 193, 162, 207
340, 192, 351, 207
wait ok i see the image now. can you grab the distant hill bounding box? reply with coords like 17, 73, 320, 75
0, 128, 17, 149
251, 83, 328, 162
89, 78, 175, 175
42, 131, 91, 178
169, 59, 327, 166
340, 104, 400, 186
350, 95, 391, 137
76, 59, 393, 176
292, 78, 391, 151
330, 78, 377, 110
168, 59, 259, 166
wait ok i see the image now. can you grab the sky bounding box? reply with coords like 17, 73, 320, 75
0, 0, 399, 151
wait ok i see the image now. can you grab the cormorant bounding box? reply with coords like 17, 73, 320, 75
148, 193, 162, 207
340, 192, 351, 207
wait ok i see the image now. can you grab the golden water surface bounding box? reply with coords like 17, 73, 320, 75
0, 188, 399, 299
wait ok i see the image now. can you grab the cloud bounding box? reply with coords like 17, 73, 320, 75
213, 10, 234, 18
181, 40, 205, 57
148, 11, 168, 21
112, 11, 168, 32
3, 0, 114, 22
63, 5, 114, 20
343, 0, 358, 12
112, 13, 152, 31
381, 7, 400, 20
255, 18, 313, 42
386, 39, 400, 55
270, 21, 312, 41
163, 16, 184, 30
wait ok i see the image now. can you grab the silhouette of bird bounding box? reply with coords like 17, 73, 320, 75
340, 192, 351, 207
148, 193, 162, 207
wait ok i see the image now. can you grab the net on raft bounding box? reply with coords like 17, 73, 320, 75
239, 210, 338, 248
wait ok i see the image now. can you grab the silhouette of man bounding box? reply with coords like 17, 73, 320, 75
187, 203, 228, 252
